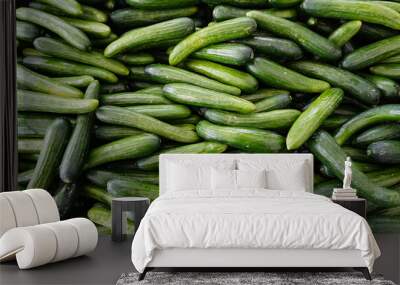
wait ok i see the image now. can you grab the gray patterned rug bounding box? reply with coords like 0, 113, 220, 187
116, 272, 396, 285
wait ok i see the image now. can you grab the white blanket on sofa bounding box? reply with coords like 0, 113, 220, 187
131, 190, 380, 272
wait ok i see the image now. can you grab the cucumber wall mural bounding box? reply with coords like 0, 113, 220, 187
15, 0, 400, 234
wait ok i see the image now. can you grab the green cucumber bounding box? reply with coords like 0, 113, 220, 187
85, 185, 112, 206
126, 0, 199, 9
197, 120, 285, 153
95, 125, 144, 141
134, 142, 228, 171
36, 0, 83, 16
269, 0, 302, 8
18, 169, 34, 185
22, 48, 48, 57
86, 169, 158, 187
192, 43, 253, 66
27, 118, 71, 190
163, 83, 255, 114
370, 64, 400, 79
212, 5, 297, 21
88, 204, 134, 232
246, 57, 330, 93
290, 61, 380, 105
54, 183, 78, 219
17, 64, 83, 98
16, 21, 41, 42
18, 138, 44, 154
381, 54, 400, 64
343, 146, 371, 162
166, 114, 201, 125
321, 114, 350, 130
301, 0, 400, 30
104, 17, 195, 57
254, 93, 292, 113
335, 105, 400, 145
129, 66, 155, 82
52, 75, 95, 88
126, 105, 191, 119
61, 17, 111, 38
237, 35, 303, 60
185, 59, 258, 93
101, 90, 172, 106
111, 7, 198, 27
96, 106, 200, 143
19, 154, 40, 162
369, 217, 400, 233
353, 124, 400, 146
342, 35, 400, 70
23, 56, 118, 83
363, 74, 400, 99
320, 161, 380, 178
16, 8, 90, 51
100, 82, 131, 94
169, 17, 257, 65
116, 53, 155, 66
369, 167, 400, 188
84, 133, 160, 169
60, 81, 100, 183
358, 22, 397, 42
17, 89, 99, 114
202, 0, 267, 8
247, 11, 341, 61
17, 113, 56, 138
306, 17, 336, 35
367, 140, 400, 164
145, 64, 241, 95
204, 109, 300, 129
107, 178, 159, 201
328, 20, 362, 48
241, 89, 289, 102
307, 130, 400, 207
34, 37, 129, 76
92, 33, 118, 48
287, 88, 344, 150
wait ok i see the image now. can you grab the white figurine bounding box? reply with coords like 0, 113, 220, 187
343, 157, 352, 189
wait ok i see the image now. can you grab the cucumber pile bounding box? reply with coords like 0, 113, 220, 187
16, 0, 400, 234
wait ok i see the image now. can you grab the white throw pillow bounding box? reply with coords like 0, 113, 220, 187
167, 163, 211, 191
211, 168, 237, 191
236, 169, 267, 189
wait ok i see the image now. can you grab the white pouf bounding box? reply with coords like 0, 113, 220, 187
0, 196, 17, 237
24, 189, 60, 224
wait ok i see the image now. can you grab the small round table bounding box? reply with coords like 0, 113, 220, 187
111, 197, 150, 242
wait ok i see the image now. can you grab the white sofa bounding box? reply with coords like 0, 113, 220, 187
0, 189, 98, 269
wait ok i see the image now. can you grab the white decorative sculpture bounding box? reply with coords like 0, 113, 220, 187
343, 157, 352, 189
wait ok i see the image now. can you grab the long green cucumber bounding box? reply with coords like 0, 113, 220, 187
367, 140, 400, 164
92, 33, 118, 48
116, 53, 154, 66
52, 75, 95, 88
342, 35, 400, 70
290, 61, 380, 105
307, 130, 400, 207
358, 23, 397, 41
18, 138, 44, 154
306, 17, 336, 35
185, 59, 258, 93
17, 90, 99, 114
145, 64, 241, 95
247, 11, 341, 61
370, 64, 400, 79
202, 0, 267, 8
363, 74, 400, 99
84, 133, 161, 169
269, 0, 302, 8
54, 183, 78, 219
353, 124, 400, 146
86, 169, 158, 187
212, 5, 297, 21
105, 17, 195, 57
126, 0, 199, 9
60, 81, 100, 183
100, 82, 131, 94
381, 54, 400, 64
134, 142, 228, 171
287, 88, 344, 150
84, 185, 112, 206
101, 91, 171, 106
95, 125, 144, 141
16, 8, 90, 51
237, 35, 303, 61
16, 21, 41, 42
335, 105, 400, 145
18, 169, 34, 185
129, 66, 155, 82
247, 57, 330, 93
301, 0, 400, 30
254, 93, 292, 112
23, 56, 118, 83
366, 167, 400, 187
17, 64, 83, 98
191, 43, 253, 66
96, 106, 200, 143
163, 83, 255, 114
166, 114, 201, 125
107, 178, 159, 201
342, 146, 371, 162
328, 20, 362, 48
320, 161, 380, 178
22, 48, 49, 58
88, 204, 134, 232
111, 7, 198, 27
34, 38, 129, 76
18, 113, 57, 138
36, 0, 83, 16
241, 89, 289, 102
169, 17, 257, 65
27, 118, 71, 190
197, 120, 285, 153
126, 105, 191, 119
60, 17, 111, 38
204, 109, 300, 129
321, 114, 351, 130
369, 217, 400, 233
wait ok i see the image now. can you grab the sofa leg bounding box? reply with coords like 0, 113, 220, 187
138, 268, 147, 281
354, 267, 371, 280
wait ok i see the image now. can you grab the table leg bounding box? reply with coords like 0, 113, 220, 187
112, 202, 123, 242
